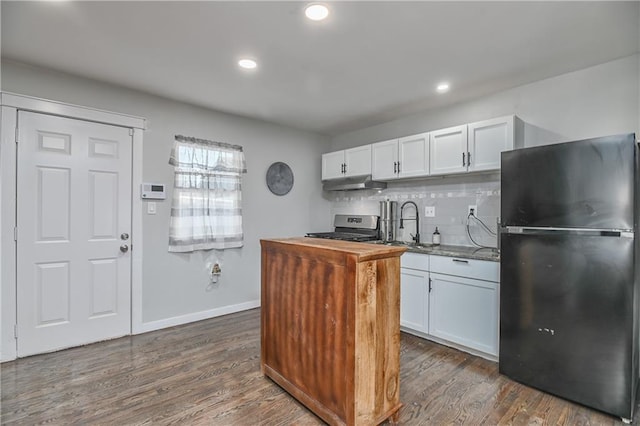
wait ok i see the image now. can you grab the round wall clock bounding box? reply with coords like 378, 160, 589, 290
266, 162, 294, 196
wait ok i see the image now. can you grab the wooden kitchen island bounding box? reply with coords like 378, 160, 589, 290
260, 237, 406, 426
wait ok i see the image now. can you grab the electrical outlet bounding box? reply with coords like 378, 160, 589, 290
468, 205, 478, 216
424, 206, 436, 217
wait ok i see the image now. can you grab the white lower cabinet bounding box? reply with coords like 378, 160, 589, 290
429, 272, 499, 356
400, 268, 429, 333
400, 252, 430, 333
400, 253, 500, 359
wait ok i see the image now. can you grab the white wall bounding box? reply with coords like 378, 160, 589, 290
2, 60, 332, 330
332, 54, 639, 151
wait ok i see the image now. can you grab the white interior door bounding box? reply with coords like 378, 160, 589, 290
16, 111, 132, 357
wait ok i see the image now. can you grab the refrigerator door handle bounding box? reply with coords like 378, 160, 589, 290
504, 226, 633, 238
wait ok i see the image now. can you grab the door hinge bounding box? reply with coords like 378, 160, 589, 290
14, 324, 18, 339
13, 227, 17, 241
428, 277, 432, 293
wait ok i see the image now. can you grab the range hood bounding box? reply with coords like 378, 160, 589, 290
322, 175, 387, 191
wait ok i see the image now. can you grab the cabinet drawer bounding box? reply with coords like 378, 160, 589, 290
430, 255, 498, 282
401, 252, 429, 271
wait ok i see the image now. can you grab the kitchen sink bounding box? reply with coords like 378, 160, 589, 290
374, 241, 433, 249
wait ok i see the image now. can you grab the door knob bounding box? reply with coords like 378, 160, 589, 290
121, 233, 129, 240
120, 245, 129, 253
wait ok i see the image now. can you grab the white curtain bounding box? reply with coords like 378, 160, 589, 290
168, 135, 246, 252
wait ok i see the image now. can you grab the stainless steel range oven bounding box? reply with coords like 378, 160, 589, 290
306, 214, 380, 242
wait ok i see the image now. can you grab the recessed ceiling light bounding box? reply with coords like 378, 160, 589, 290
238, 59, 257, 70
436, 83, 450, 93
305, 4, 329, 21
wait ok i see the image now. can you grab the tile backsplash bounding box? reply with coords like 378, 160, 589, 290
328, 174, 500, 248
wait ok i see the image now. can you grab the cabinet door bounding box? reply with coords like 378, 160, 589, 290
468, 116, 514, 172
372, 139, 398, 180
400, 268, 429, 334
429, 272, 499, 356
429, 125, 468, 175
344, 145, 371, 177
321, 150, 345, 180
398, 132, 429, 178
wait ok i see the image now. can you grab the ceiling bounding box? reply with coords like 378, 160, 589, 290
2, 1, 639, 136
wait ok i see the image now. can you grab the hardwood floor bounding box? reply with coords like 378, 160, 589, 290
1, 308, 634, 425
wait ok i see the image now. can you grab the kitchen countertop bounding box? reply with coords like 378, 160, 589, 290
269, 237, 407, 261
369, 241, 500, 262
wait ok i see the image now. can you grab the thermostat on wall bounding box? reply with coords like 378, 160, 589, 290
141, 183, 166, 200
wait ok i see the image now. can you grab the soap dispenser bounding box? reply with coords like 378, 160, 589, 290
432, 227, 441, 245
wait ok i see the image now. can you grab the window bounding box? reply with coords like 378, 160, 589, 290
168, 135, 246, 252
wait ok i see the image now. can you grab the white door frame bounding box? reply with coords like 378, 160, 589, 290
1, 92, 145, 361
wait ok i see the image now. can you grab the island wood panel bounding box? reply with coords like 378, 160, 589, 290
353, 257, 402, 425
261, 238, 406, 426
261, 247, 350, 422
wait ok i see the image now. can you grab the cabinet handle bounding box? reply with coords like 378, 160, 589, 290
428, 277, 432, 293
397, 161, 400, 174
342, 163, 346, 174
452, 258, 469, 263
467, 151, 471, 166
462, 152, 466, 167
393, 161, 397, 174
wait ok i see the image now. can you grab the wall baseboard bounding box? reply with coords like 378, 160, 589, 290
136, 300, 260, 334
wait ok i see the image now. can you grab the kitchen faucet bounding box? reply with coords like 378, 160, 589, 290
399, 201, 420, 245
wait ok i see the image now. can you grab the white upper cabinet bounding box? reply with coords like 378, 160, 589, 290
372, 132, 429, 180
430, 116, 519, 176
371, 139, 398, 180
398, 132, 429, 178
322, 145, 372, 180
322, 115, 520, 183
467, 115, 515, 172
321, 150, 346, 180
429, 125, 468, 175
344, 145, 372, 177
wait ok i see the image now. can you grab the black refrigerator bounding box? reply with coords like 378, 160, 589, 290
500, 133, 639, 422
